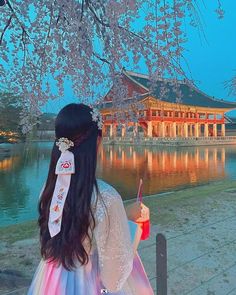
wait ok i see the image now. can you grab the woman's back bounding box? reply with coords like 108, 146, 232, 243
27, 104, 154, 294
28, 179, 154, 295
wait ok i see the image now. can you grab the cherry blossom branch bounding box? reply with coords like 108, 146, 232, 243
0, 13, 13, 45
92, 52, 111, 65
80, 0, 85, 22
0, 0, 228, 132
117, 24, 188, 79
85, 1, 188, 78
6, 0, 30, 38
86, 0, 109, 27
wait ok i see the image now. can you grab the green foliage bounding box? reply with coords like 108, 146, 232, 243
0, 92, 23, 132
37, 113, 56, 131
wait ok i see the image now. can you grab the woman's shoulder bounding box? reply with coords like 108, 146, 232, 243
91, 179, 122, 218
96, 179, 121, 203
92, 179, 123, 223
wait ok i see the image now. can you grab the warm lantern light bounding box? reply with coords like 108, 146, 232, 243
0, 131, 18, 136
0, 130, 19, 142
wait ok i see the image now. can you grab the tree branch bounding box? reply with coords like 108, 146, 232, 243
6, 0, 30, 39
0, 14, 13, 45
92, 52, 110, 65
80, 0, 85, 22
86, 0, 109, 27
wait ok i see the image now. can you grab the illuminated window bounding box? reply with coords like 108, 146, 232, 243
152, 110, 157, 116
199, 113, 206, 119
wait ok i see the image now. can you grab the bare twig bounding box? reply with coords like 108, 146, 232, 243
6, 0, 30, 38
86, 0, 109, 27
0, 14, 13, 45
80, 0, 85, 22
92, 52, 111, 65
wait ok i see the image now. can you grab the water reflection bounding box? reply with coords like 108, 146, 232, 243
0, 156, 20, 171
0, 142, 235, 226
0, 143, 52, 226
97, 145, 227, 198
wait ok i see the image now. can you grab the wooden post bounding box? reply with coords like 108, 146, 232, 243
147, 121, 153, 137
189, 124, 193, 137
195, 123, 199, 137
160, 122, 165, 137
113, 124, 117, 138
221, 123, 225, 137
121, 124, 126, 138
172, 122, 176, 138
204, 123, 209, 137
183, 123, 188, 137
102, 125, 105, 137
133, 122, 138, 137
213, 123, 217, 137
156, 234, 167, 295
109, 124, 113, 138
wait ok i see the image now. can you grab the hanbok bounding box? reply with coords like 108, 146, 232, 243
28, 180, 154, 295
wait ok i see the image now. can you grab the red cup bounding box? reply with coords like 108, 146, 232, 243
136, 219, 150, 240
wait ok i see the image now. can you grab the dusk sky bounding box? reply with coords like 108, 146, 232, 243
43, 0, 236, 117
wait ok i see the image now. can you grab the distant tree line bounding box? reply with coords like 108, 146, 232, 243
0, 91, 58, 142
0, 92, 24, 142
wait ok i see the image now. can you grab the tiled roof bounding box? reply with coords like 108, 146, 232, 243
227, 117, 236, 123
126, 71, 236, 109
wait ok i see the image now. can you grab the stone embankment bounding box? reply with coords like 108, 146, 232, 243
103, 136, 236, 146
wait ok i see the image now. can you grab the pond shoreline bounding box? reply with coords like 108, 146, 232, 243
1, 178, 228, 228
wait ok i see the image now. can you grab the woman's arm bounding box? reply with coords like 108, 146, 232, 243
94, 195, 134, 292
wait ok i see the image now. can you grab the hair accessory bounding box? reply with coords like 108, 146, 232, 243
90, 107, 103, 130
56, 137, 74, 153
48, 138, 75, 237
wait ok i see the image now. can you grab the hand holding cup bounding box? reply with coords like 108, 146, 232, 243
126, 202, 142, 222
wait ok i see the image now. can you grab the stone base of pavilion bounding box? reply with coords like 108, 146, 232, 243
103, 136, 236, 147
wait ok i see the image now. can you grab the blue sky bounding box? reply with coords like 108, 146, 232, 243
42, 0, 236, 116
183, 0, 236, 117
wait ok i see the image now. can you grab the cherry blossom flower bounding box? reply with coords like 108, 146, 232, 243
0, 0, 226, 132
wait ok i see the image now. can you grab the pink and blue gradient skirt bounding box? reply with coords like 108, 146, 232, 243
27, 251, 154, 295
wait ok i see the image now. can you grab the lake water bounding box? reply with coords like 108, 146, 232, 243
0, 142, 236, 226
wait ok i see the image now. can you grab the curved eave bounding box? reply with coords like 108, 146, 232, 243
123, 71, 149, 91
141, 96, 236, 112
99, 95, 236, 113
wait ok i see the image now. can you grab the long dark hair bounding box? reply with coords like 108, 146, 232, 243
38, 103, 102, 270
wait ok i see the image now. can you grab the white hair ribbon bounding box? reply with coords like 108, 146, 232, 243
48, 140, 75, 238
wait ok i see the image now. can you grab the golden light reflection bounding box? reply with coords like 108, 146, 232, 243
0, 131, 19, 143
0, 156, 20, 171
98, 146, 226, 197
